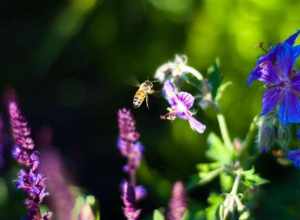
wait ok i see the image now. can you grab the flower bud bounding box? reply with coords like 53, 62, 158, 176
257, 116, 275, 152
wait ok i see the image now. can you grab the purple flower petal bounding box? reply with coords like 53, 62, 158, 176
177, 92, 194, 109
262, 87, 282, 115
162, 80, 178, 106
275, 44, 295, 78
293, 45, 300, 59
284, 30, 300, 45
288, 149, 300, 168
248, 60, 280, 85
278, 90, 300, 125
187, 115, 206, 134
291, 74, 300, 91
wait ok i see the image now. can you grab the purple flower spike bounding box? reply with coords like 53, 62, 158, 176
8, 100, 51, 220
248, 30, 300, 125
121, 181, 141, 220
117, 109, 143, 175
161, 80, 206, 134
288, 149, 300, 168
117, 108, 146, 220
167, 181, 187, 220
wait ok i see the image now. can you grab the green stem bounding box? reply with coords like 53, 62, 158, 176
239, 116, 259, 163
243, 116, 259, 151
217, 113, 233, 150
230, 171, 241, 195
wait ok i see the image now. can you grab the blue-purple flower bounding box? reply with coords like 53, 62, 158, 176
161, 80, 206, 134
287, 149, 300, 168
248, 30, 300, 125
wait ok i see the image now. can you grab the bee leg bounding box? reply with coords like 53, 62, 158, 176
145, 95, 149, 109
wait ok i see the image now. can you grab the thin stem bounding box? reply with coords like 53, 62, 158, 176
217, 113, 233, 150
242, 116, 259, 151
239, 116, 259, 164
230, 171, 241, 195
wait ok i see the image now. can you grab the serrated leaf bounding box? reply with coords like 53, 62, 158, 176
195, 162, 222, 186
196, 162, 220, 172
153, 209, 165, 220
242, 168, 269, 188
206, 132, 233, 164
206, 193, 223, 220
198, 168, 223, 185
207, 58, 222, 99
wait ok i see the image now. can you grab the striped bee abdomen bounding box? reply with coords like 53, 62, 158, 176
133, 89, 146, 108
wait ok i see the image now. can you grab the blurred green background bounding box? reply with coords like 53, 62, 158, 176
1, 0, 300, 219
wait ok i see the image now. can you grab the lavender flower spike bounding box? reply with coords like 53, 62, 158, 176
167, 181, 187, 220
248, 30, 300, 125
161, 80, 206, 134
8, 100, 51, 220
117, 108, 143, 176
117, 108, 146, 220
121, 181, 141, 220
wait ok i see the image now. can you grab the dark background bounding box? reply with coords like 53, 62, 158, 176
1, 0, 300, 219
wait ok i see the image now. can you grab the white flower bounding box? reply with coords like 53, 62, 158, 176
154, 54, 203, 82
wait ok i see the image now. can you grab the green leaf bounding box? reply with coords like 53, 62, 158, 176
182, 210, 190, 220
206, 132, 233, 164
198, 167, 223, 186
181, 74, 202, 90
207, 58, 222, 99
220, 173, 233, 191
195, 162, 222, 186
153, 209, 165, 220
206, 193, 224, 220
242, 167, 269, 188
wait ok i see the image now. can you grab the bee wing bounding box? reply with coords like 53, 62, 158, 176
125, 76, 141, 88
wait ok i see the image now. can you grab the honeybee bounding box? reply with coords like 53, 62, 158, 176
133, 80, 155, 109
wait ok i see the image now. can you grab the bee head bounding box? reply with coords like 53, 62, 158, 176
144, 80, 153, 87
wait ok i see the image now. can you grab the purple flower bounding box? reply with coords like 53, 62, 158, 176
248, 30, 300, 125
288, 150, 300, 168
167, 181, 187, 220
40, 146, 75, 220
8, 100, 51, 220
117, 109, 146, 220
121, 181, 141, 220
117, 109, 143, 175
161, 80, 206, 134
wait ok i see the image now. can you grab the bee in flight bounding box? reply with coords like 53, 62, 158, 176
133, 80, 155, 109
